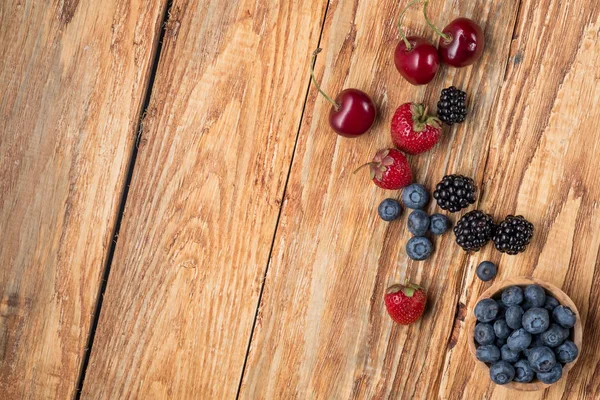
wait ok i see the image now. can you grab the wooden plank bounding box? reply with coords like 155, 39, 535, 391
80, 0, 329, 398
239, 0, 521, 398
439, 0, 600, 398
0, 0, 166, 398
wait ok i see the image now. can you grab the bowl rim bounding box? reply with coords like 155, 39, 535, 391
466, 276, 583, 391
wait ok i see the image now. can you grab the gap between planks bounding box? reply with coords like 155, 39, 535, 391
234, 1, 333, 398
73, 1, 173, 397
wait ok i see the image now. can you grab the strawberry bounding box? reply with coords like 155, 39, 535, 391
391, 103, 442, 155
355, 148, 412, 190
384, 282, 427, 325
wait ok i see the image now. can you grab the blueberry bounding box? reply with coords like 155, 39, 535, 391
378, 199, 402, 221
501, 286, 523, 306
476, 344, 501, 363
430, 213, 451, 235
476, 261, 497, 282
524, 285, 546, 308
507, 328, 532, 352
402, 183, 429, 209
493, 319, 511, 339
474, 298, 499, 323
407, 210, 430, 236
527, 346, 556, 373
495, 300, 506, 317
555, 340, 579, 363
513, 359, 535, 383
490, 361, 515, 385
521, 299, 534, 311
522, 307, 550, 334
537, 363, 563, 384
474, 323, 496, 345
496, 338, 507, 347
543, 296, 560, 312
553, 305, 576, 329
530, 333, 544, 349
540, 324, 569, 348
501, 344, 520, 363
405, 236, 433, 261
505, 305, 524, 329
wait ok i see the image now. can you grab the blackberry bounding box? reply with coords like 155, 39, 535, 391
437, 86, 467, 125
492, 215, 534, 255
433, 174, 476, 212
454, 210, 496, 252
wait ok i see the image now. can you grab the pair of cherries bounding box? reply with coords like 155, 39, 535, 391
395, 0, 485, 85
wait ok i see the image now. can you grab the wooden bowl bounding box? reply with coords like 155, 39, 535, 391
466, 276, 582, 391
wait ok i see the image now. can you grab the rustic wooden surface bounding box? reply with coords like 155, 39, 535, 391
80, 0, 329, 398
0, 0, 166, 398
3, 0, 600, 398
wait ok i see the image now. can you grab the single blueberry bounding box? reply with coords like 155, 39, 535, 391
476, 344, 501, 363
474, 299, 499, 323
407, 210, 430, 236
543, 296, 560, 312
406, 236, 433, 261
430, 213, 451, 235
555, 340, 579, 363
505, 305, 524, 329
501, 286, 524, 306
537, 363, 563, 384
524, 285, 546, 308
493, 319, 511, 339
507, 328, 532, 352
476, 261, 497, 282
527, 346, 556, 373
489, 361, 515, 385
513, 359, 535, 383
474, 323, 496, 345
501, 344, 520, 363
522, 307, 550, 334
540, 324, 569, 348
402, 183, 429, 209
378, 198, 402, 221
553, 305, 576, 329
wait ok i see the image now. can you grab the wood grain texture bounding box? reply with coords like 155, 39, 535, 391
440, 0, 600, 398
466, 276, 582, 392
80, 0, 329, 398
239, 0, 521, 398
0, 0, 166, 398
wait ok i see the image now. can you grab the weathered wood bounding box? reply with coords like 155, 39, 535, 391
239, 0, 521, 398
80, 0, 329, 398
0, 0, 166, 398
440, 0, 600, 398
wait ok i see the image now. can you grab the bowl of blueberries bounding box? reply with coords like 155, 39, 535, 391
467, 276, 582, 390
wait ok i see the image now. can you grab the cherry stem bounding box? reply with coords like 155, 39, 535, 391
397, 0, 422, 50
423, 0, 451, 42
310, 48, 340, 111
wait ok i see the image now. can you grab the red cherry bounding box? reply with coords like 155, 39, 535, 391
394, 0, 439, 85
328, 89, 376, 137
310, 49, 376, 137
394, 37, 440, 85
438, 18, 484, 67
423, 1, 484, 67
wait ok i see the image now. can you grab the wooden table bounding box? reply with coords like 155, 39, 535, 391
2, 0, 599, 398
